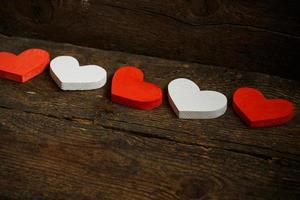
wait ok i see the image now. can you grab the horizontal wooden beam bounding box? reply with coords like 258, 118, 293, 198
0, 0, 299, 80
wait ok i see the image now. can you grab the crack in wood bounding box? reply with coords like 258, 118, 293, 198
211, 138, 300, 158
100, 2, 300, 39
100, 124, 209, 149
100, 123, 276, 161
0, 105, 94, 126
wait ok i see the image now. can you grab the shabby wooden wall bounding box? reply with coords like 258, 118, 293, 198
0, 0, 299, 79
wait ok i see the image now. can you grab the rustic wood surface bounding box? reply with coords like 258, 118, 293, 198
0, 0, 299, 79
0, 34, 299, 200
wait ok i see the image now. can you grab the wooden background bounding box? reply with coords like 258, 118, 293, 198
0, 33, 300, 200
0, 0, 299, 79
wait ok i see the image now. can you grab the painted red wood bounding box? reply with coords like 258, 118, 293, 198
233, 87, 294, 128
111, 66, 162, 110
0, 49, 50, 83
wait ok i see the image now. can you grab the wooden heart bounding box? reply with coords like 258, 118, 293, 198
168, 78, 227, 119
50, 56, 107, 90
0, 48, 50, 83
111, 66, 162, 110
233, 87, 294, 128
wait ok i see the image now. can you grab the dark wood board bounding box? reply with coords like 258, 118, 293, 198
0, 0, 299, 79
0, 34, 300, 199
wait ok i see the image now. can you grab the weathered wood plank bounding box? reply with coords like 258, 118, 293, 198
0, 0, 299, 79
0, 34, 299, 199
1, 107, 299, 200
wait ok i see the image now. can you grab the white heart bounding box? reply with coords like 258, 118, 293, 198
168, 78, 227, 119
50, 56, 107, 90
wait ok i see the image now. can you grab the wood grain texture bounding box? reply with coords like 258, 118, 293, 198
0, 34, 300, 199
0, 0, 299, 79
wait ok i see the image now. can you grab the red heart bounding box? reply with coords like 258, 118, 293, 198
0, 49, 50, 83
111, 66, 162, 110
233, 87, 294, 128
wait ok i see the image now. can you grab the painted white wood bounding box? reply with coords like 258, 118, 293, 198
168, 78, 227, 119
50, 56, 107, 90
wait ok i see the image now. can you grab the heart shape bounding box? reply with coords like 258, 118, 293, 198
233, 87, 294, 128
168, 78, 227, 119
0, 48, 50, 83
111, 66, 162, 110
50, 56, 107, 90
